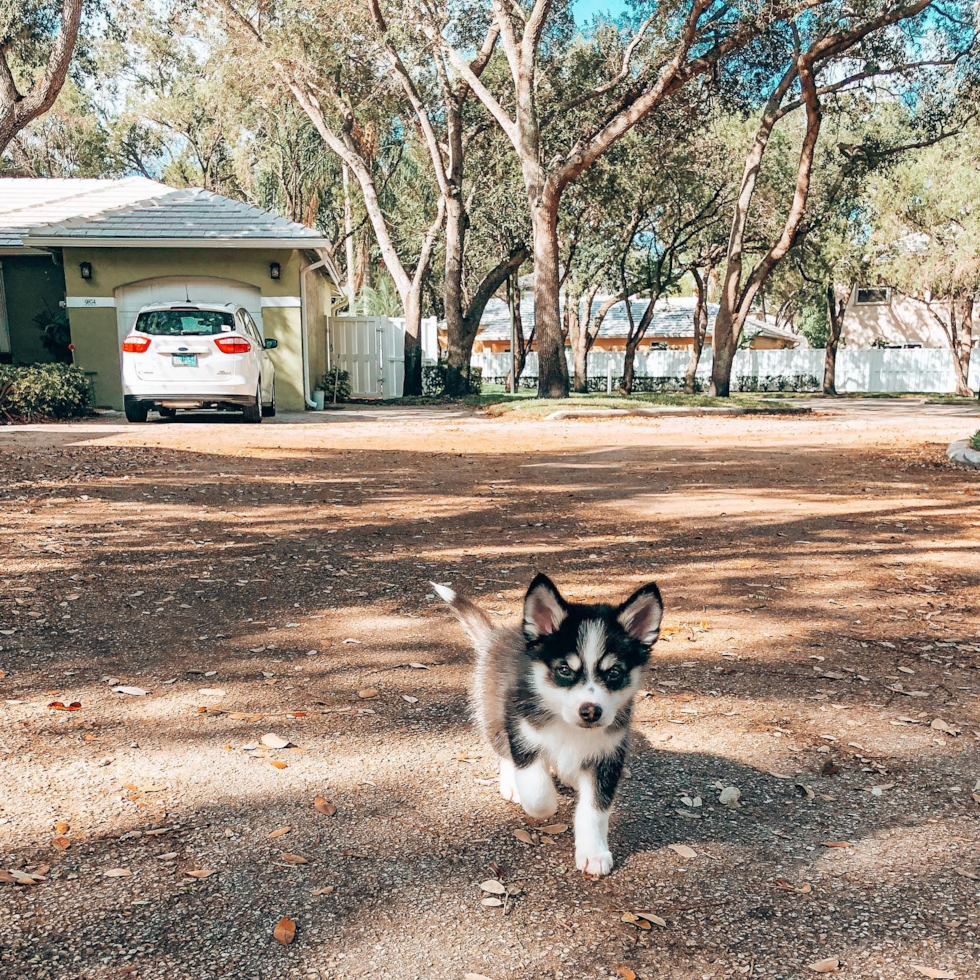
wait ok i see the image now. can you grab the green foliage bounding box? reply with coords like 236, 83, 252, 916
970, 431, 980, 451
0, 364, 92, 421
735, 374, 820, 393
34, 306, 72, 362
355, 275, 403, 317
315, 368, 352, 402
422, 364, 482, 397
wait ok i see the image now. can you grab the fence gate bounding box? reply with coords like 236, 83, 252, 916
327, 316, 406, 398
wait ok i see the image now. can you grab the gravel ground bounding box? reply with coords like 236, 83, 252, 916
1, 402, 979, 980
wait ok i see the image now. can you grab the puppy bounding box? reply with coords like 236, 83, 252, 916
433, 573, 663, 876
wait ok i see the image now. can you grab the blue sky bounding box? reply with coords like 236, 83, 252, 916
574, 0, 629, 18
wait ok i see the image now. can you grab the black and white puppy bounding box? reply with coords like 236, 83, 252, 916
433, 573, 663, 876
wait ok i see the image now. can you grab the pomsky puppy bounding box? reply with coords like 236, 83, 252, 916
433, 573, 663, 876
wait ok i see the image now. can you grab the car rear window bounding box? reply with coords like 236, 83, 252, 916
135, 310, 236, 336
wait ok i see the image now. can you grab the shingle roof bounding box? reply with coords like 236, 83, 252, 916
0, 177, 168, 247
24, 185, 331, 246
476, 294, 798, 343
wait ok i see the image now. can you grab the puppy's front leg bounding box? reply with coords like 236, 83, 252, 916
514, 756, 558, 819
574, 750, 624, 876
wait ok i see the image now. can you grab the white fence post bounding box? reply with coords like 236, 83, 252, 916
606, 361, 613, 394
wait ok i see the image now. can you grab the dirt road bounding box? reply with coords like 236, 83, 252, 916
1, 403, 978, 980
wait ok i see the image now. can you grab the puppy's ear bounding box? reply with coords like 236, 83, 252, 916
523, 573, 567, 639
617, 582, 663, 646
432, 582, 493, 653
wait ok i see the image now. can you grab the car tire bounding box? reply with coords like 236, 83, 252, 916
125, 401, 149, 423
242, 386, 262, 423
262, 384, 276, 418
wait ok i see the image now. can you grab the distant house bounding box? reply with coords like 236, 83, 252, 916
842, 286, 961, 348
471, 294, 800, 353
1, 177, 342, 410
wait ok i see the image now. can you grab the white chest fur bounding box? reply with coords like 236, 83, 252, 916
518, 717, 625, 784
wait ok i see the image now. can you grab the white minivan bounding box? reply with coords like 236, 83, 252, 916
121, 303, 277, 423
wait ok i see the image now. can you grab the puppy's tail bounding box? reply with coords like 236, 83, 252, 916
431, 582, 494, 655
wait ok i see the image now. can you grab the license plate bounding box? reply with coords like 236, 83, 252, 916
172, 353, 197, 367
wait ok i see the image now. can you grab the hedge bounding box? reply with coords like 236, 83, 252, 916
422, 363, 482, 396
0, 364, 92, 422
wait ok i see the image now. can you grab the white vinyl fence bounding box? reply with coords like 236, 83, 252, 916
473, 347, 980, 394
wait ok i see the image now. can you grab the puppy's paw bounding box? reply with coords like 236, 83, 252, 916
499, 775, 521, 805
576, 848, 614, 877
521, 797, 558, 820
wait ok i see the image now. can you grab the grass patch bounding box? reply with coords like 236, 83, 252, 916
467, 392, 792, 417
971, 430, 980, 451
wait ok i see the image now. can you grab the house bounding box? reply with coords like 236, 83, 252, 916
841, 286, 959, 348
472, 294, 800, 352
1, 177, 343, 410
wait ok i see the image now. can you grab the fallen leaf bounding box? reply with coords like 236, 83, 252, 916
774, 879, 813, 894
313, 797, 336, 816
357, 688, 378, 699
481, 896, 503, 907
616, 967, 637, 980
47, 701, 81, 711
513, 829, 535, 845
55, 821, 70, 834
112, 686, 148, 696
401, 695, 419, 704
820, 841, 852, 848
539, 823, 568, 835
911, 968, 956, 979
269, 761, 288, 770
634, 911, 667, 927
667, 844, 697, 859
311, 886, 335, 897
273, 917, 296, 945
479, 879, 507, 895
51, 836, 71, 851
184, 869, 214, 878
719, 786, 741, 806
267, 826, 291, 839
103, 868, 132, 877
261, 733, 291, 749
807, 957, 840, 973
280, 854, 308, 864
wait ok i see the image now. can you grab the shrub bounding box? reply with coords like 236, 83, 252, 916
0, 363, 92, 422
971, 430, 980, 452
315, 368, 352, 402
422, 363, 482, 396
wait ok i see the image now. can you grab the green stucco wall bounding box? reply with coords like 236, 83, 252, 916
62, 247, 335, 411
2, 255, 67, 365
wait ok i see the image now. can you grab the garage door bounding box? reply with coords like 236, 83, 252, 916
114, 277, 263, 348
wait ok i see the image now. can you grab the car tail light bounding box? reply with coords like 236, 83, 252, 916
122, 336, 151, 353
214, 337, 251, 354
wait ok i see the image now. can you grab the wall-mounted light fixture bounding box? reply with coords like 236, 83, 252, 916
79, 262, 93, 281
270, 262, 281, 280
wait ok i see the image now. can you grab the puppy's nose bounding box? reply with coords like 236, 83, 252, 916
578, 702, 602, 724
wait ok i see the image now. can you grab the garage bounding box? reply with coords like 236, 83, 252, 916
115, 276, 263, 348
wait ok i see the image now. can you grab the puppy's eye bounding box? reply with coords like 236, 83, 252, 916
605, 666, 623, 682
555, 663, 575, 679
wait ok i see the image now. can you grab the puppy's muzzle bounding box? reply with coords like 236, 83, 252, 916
578, 702, 603, 726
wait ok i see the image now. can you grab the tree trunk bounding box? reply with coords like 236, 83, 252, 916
442, 191, 471, 397
530, 203, 569, 397
402, 292, 424, 397
620, 337, 640, 395
710, 306, 738, 397
823, 285, 844, 396
952, 297, 975, 397
684, 267, 709, 394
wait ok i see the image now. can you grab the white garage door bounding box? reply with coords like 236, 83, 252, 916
114, 277, 263, 347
